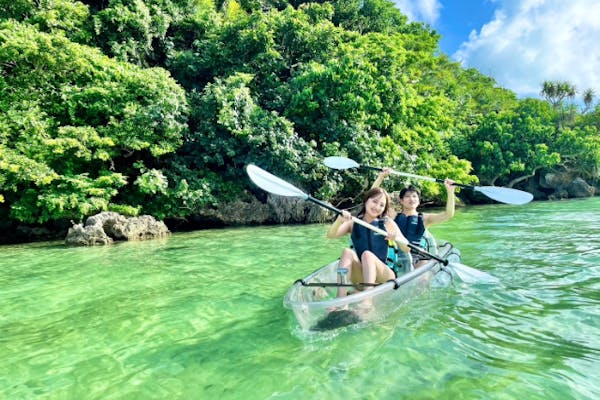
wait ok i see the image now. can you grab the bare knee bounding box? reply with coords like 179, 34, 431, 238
361, 251, 377, 265
341, 248, 355, 259
340, 248, 356, 265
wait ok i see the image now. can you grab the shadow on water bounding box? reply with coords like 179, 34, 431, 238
311, 310, 362, 331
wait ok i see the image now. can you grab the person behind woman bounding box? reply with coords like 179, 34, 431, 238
326, 187, 409, 298
372, 168, 456, 267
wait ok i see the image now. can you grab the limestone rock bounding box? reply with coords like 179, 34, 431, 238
567, 178, 595, 198
196, 197, 273, 225
65, 212, 169, 246
539, 171, 595, 200
540, 172, 572, 189
65, 222, 113, 246
548, 189, 569, 201
85, 212, 128, 238
267, 195, 332, 224
191, 193, 333, 226
119, 215, 171, 241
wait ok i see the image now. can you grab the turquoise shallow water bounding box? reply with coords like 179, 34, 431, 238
1, 198, 599, 399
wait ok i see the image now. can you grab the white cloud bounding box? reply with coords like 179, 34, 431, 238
453, 0, 600, 99
392, 0, 442, 25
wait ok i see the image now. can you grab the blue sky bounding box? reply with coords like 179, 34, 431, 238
391, 0, 600, 101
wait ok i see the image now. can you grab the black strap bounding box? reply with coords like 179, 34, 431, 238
298, 281, 381, 287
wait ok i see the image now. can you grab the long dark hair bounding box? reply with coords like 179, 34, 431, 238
356, 187, 391, 219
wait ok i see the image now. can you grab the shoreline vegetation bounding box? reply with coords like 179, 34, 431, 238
3, 192, 599, 246
1, 1, 598, 245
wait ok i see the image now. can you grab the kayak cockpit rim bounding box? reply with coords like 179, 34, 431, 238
283, 245, 450, 309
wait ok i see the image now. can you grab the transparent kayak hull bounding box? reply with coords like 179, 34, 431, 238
283, 241, 461, 331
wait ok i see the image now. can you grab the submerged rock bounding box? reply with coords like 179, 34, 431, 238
65, 212, 170, 246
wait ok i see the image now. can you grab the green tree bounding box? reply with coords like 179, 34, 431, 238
169, 2, 474, 204
581, 88, 595, 114
329, 0, 409, 35
7, 0, 574, 234
553, 126, 600, 181
0, 21, 188, 224
180, 72, 323, 200
541, 80, 577, 129
451, 99, 560, 188
541, 80, 576, 109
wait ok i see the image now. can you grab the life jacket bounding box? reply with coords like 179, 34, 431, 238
350, 218, 391, 264
350, 218, 413, 276
394, 212, 425, 247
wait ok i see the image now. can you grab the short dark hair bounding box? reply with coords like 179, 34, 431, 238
399, 185, 420, 199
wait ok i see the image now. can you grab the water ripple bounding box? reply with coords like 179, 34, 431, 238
1, 199, 600, 399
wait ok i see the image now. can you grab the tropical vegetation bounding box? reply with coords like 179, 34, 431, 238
1, 0, 598, 239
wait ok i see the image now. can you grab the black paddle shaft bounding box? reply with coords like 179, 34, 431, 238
407, 243, 448, 265
307, 196, 342, 216
308, 195, 447, 265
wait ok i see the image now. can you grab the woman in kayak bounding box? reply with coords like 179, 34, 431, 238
373, 168, 456, 267
327, 187, 410, 298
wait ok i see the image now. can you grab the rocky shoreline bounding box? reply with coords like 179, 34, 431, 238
1, 170, 597, 246
64, 212, 171, 246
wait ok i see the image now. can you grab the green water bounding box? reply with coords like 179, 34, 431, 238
1, 198, 599, 399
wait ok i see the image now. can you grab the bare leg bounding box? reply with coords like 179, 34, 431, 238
359, 251, 395, 312
337, 248, 359, 298
361, 251, 395, 286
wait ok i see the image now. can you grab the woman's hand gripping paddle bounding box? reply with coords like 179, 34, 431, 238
246, 164, 496, 283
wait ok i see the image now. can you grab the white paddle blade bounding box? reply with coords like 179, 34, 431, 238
246, 164, 308, 199
474, 186, 533, 205
323, 156, 360, 170
449, 262, 499, 284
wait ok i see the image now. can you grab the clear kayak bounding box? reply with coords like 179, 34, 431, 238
283, 240, 461, 332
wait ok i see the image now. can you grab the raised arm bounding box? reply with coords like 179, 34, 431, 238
371, 167, 392, 189
424, 178, 456, 227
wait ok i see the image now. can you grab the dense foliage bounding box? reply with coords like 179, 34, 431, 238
1, 0, 598, 232
0, 18, 190, 223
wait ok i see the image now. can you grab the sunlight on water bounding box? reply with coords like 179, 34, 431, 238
1, 198, 599, 399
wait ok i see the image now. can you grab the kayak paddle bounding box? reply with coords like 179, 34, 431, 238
323, 156, 533, 205
246, 164, 496, 284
